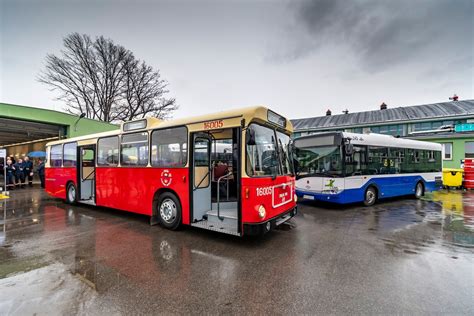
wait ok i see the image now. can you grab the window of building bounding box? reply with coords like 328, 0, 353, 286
63, 142, 77, 167
98, 136, 119, 166
370, 125, 403, 136
121, 132, 148, 166
50, 144, 63, 167
370, 126, 380, 133
441, 143, 452, 160
151, 127, 188, 167
465, 142, 474, 158
443, 120, 454, 126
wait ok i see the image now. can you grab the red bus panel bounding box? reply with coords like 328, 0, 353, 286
45, 167, 77, 200
241, 175, 295, 224
95, 167, 190, 224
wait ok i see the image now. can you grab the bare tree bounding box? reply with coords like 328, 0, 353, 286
39, 33, 177, 122
120, 58, 178, 121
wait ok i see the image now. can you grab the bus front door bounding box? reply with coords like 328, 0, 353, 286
78, 145, 96, 205
192, 134, 212, 221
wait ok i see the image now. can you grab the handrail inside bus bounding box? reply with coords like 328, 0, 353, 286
194, 170, 210, 191
83, 169, 95, 181
216, 172, 233, 220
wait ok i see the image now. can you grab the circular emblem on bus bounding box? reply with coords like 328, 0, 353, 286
161, 170, 172, 187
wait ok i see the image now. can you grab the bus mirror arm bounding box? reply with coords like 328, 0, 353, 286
246, 129, 256, 146
345, 143, 354, 156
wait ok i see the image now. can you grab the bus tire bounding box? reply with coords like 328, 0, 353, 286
156, 192, 182, 230
415, 181, 424, 199
363, 186, 377, 206
66, 182, 77, 204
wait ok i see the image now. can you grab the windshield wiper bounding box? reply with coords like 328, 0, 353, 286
278, 138, 294, 176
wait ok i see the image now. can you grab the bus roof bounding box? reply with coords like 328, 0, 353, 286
295, 131, 442, 151
46, 105, 293, 146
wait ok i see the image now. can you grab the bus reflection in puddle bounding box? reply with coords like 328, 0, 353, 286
366, 193, 474, 251
65, 208, 246, 293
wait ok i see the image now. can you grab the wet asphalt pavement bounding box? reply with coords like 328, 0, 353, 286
0, 188, 473, 315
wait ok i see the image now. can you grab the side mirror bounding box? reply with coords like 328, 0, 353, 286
345, 143, 354, 156
246, 128, 256, 146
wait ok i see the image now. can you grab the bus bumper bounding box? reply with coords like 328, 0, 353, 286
296, 189, 356, 204
243, 206, 297, 236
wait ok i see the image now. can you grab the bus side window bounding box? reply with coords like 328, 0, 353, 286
50, 144, 63, 167
98, 136, 119, 167
121, 132, 148, 166
151, 127, 188, 168
346, 146, 367, 176
63, 142, 77, 167
368, 146, 388, 174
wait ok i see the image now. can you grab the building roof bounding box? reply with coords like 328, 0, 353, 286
0, 102, 118, 146
291, 100, 474, 131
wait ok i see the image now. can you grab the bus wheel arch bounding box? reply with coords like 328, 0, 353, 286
415, 181, 425, 199
363, 185, 378, 207
66, 181, 77, 204
152, 189, 182, 230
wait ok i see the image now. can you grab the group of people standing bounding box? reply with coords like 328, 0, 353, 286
4, 156, 45, 190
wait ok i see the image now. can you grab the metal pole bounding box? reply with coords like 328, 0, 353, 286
0, 149, 6, 191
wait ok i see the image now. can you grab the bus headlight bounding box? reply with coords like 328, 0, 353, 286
294, 193, 298, 202
258, 205, 266, 219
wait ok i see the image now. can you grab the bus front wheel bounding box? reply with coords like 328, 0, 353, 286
66, 183, 77, 204
156, 192, 182, 230
363, 186, 377, 206
415, 182, 424, 199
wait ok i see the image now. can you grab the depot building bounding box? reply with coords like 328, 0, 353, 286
291, 99, 474, 169
0, 102, 118, 160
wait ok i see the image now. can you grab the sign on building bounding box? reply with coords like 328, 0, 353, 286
455, 123, 474, 132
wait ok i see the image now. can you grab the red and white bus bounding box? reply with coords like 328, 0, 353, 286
45, 106, 297, 236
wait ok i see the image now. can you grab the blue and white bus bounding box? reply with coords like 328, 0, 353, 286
294, 132, 443, 206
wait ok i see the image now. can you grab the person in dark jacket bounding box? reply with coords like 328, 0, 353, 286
23, 156, 34, 187
36, 158, 45, 189
5, 159, 16, 190
14, 158, 25, 188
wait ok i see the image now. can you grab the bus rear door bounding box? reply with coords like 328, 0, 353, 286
78, 145, 96, 205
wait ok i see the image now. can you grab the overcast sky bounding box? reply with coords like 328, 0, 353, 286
1, 0, 473, 120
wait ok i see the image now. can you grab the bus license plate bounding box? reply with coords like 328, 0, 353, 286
303, 195, 314, 200
273, 183, 293, 207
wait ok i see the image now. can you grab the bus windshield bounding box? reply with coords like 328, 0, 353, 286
295, 145, 343, 177
246, 124, 293, 177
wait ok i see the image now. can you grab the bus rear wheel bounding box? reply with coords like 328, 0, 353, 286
415, 182, 424, 199
363, 186, 377, 206
66, 183, 77, 204
156, 192, 182, 230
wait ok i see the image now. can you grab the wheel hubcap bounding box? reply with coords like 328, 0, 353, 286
68, 186, 75, 201
416, 184, 422, 196
160, 198, 177, 223
366, 190, 375, 204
